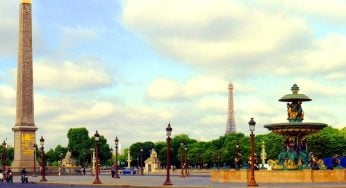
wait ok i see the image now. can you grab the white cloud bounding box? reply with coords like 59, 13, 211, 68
122, 0, 346, 79
148, 76, 227, 100
122, 0, 313, 75
33, 59, 113, 91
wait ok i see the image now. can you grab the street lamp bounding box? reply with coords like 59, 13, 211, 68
140, 148, 143, 175
180, 142, 185, 177
114, 136, 120, 178
163, 123, 173, 185
33, 144, 37, 177
90, 148, 95, 176
40, 136, 47, 182
184, 147, 189, 176
248, 118, 258, 187
2, 140, 7, 173
93, 130, 102, 184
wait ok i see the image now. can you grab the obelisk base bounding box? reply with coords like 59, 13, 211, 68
12, 126, 38, 172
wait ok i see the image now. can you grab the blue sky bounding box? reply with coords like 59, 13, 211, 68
1, 0, 346, 150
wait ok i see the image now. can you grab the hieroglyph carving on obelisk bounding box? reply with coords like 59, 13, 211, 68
12, 0, 38, 169
225, 81, 236, 134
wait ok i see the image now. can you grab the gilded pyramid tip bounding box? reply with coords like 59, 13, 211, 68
21, 0, 31, 4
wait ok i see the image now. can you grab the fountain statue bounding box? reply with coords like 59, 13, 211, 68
264, 84, 327, 170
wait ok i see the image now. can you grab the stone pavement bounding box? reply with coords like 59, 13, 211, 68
10, 174, 346, 188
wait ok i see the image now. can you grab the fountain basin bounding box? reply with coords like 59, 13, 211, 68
264, 122, 327, 136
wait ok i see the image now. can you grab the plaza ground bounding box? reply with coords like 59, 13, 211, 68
5, 173, 346, 188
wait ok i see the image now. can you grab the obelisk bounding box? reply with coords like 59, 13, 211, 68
12, 0, 38, 170
225, 81, 236, 134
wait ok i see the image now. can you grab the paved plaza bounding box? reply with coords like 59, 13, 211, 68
2, 173, 346, 188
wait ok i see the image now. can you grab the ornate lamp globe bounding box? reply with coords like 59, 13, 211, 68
248, 118, 256, 132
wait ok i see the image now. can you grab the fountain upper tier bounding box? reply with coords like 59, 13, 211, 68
264, 84, 327, 136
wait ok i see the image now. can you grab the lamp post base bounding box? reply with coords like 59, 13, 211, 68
163, 179, 173, 186
247, 180, 258, 187
93, 178, 102, 184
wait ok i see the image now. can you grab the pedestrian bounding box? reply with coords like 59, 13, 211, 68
82, 167, 86, 175
0, 169, 4, 182
58, 166, 62, 176
111, 164, 115, 178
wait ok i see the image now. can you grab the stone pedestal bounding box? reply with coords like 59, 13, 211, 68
11, 127, 37, 171
211, 169, 346, 183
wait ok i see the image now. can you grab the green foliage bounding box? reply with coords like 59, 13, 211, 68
122, 126, 346, 169
0, 146, 14, 166
129, 141, 155, 167
45, 144, 68, 165
67, 128, 92, 166
307, 126, 346, 158
91, 134, 112, 166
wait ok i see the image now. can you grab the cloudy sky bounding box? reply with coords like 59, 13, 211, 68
0, 0, 346, 150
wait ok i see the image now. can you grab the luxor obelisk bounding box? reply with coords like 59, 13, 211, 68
12, 0, 38, 170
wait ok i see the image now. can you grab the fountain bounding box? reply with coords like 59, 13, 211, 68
264, 84, 327, 169
211, 84, 346, 183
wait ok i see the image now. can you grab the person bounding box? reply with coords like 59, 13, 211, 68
6, 168, 13, 183
58, 166, 62, 176
21, 168, 28, 183
82, 167, 86, 175
0, 169, 4, 182
310, 153, 319, 170
111, 164, 115, 178
235, 152, 242, 170
332, 154, 340, 168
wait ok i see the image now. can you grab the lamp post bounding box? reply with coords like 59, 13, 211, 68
93, 131, 102, 184
40, 136, 47, 182
140, 148, 143, 175
90, 148, 95, 176
248, 118, 258, 187
33, 144, 37, 177
163, 123, 173, 185
184, 147, 188, 176
261, 141, 267, 169
114, 136, 120, 178
180, 142, 185, 177
2, 140, 7, 173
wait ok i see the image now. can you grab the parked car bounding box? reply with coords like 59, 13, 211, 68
120, 168, 137, 175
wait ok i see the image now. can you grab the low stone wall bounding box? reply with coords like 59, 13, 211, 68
211, 169, 346, 183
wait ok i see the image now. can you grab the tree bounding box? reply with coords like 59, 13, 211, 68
307, 126, 346, 158
91, 134, 112, 166
67, 128, 92, 166
45, 145, 68, 166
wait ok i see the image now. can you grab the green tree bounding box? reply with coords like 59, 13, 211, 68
67, 127, 92, 166
91, 134, 112, 166
307, 126, 346, 158
45, 144, 68, 166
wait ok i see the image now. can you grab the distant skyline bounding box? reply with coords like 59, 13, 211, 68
0, 0, 346, 150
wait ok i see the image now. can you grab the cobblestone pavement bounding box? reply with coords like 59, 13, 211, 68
5, 173, 346, 188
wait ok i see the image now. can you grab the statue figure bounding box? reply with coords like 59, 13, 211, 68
287, 137, 297, 163
287, 101, 304, 121
298, 137, 309, 166
278, 138, 288, 164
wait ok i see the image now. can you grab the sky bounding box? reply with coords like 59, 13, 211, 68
0, 0, 346, 150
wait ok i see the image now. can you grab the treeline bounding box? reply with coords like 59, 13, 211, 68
1, 126, 345, 168
119, 126, 346, 168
